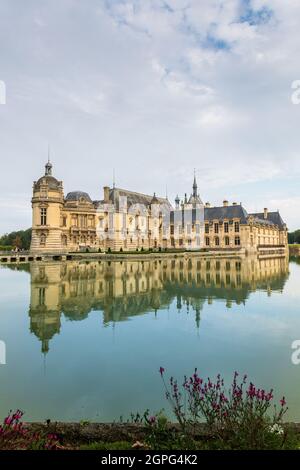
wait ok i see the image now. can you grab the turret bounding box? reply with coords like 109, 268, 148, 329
30, 161, 64, 253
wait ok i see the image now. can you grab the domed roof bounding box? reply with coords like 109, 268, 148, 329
35, 175, 60, 190
65, 191, 92, 203
34, 161, 61, 191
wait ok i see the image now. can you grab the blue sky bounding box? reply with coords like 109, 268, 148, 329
0, 0, 300, 231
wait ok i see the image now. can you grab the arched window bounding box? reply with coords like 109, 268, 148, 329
235, 236, 240, 246
62, 235, 67, 246
225, 236, 230, 246
215, 237, 219, 246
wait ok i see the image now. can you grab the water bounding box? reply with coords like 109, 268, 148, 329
0, 255, 299, 422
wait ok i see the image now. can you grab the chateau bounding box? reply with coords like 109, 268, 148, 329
30, 161, 288, 255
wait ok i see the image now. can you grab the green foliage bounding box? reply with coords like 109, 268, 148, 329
80, 441, 133, 450
0, 245, 13, 251
0, 228, 31, 250
288, 230, 300, 244
161, 369, 289, 450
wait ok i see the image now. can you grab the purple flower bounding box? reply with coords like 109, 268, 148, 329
280, 397, 286, 407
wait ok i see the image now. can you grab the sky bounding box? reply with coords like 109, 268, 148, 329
0, 0, 300, 232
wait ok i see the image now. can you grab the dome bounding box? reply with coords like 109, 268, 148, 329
65, 191, 92, 203
34, 161, 61, 191
35, 175, 60, 190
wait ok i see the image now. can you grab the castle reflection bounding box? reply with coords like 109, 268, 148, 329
28, 255, 289, 353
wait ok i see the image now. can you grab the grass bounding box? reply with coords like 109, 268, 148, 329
80, 441, 134, 450
78, 437, 300, 451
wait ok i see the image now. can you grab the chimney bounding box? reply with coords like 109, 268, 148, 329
223, 200, 229, 207
103, 186, 110, 202
232, 202, 237, 206
205, 202, 211, 208
264, 208, 268, 219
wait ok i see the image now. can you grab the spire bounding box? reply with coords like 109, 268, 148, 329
44, 144, 53, 176
175, 194, 180, 209
193, 168, 197, 197
113, 168, 116, 189
151, 192, 159, 204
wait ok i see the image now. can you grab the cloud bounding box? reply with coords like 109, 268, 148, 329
0, 0, 299, 232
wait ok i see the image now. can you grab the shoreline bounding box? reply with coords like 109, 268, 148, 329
0, 246, 289, 264
24, 421, 300, 445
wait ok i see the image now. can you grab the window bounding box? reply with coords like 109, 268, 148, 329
40, 233, 46, 246
205, 224, 209, 234
224, 222, 229, 233
234, 222, 240, 232
80, 215, 87, 228
40, 208, 47, 226
235, 236, 240, 246
62, 217, 67, 227
225, 236, 230, 246
214, 223, 219, 234
38, 288, 45, 306
215, 236, 219, 246
62, 235, 67, 246
205, 237, 210, 246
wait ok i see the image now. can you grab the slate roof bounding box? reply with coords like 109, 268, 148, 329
204, 205, 249, 223
35, 176, 60, 190
109, 187, 172, 209
65, 191, 92, 203
249, 212, 285, 228
188, 194, 203, 205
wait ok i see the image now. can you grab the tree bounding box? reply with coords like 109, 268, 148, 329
12, 235, 22, 249
0, 228, 32, 250
288, 230, 300, 244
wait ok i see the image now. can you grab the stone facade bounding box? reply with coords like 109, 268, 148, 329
30, 162, 288, 254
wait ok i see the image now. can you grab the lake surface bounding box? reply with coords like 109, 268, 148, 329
0, 255, 300, 422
